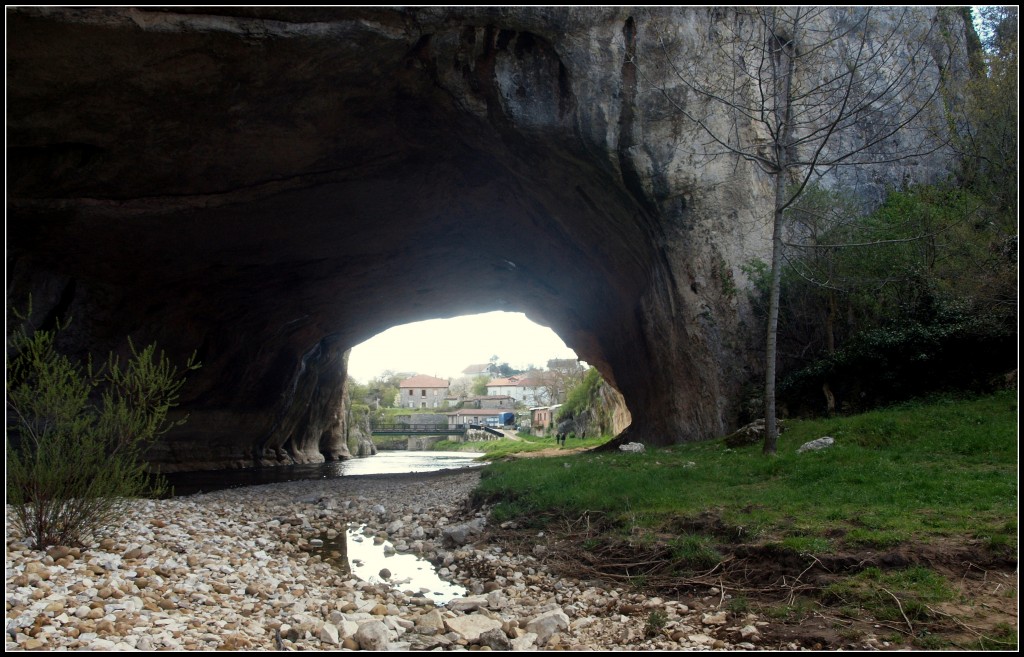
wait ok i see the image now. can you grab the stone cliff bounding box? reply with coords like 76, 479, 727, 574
5, 7, 967, 471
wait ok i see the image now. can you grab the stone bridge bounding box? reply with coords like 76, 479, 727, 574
5, 7, 962, 471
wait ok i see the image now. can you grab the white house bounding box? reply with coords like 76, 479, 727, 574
486, 376, 546, 407
446, 408, 510, 429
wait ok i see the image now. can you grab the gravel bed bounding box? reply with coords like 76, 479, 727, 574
6, 470, 773, 650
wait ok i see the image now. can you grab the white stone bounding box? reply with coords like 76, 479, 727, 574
319, 622, 340, 645
447, 595, 488, 612
512, 632, 539, 650
415, 609, 446, 633
797, 436, 835, 453
354, 620, 390, 651
444, 614, 503, 643
525, 608, 570, 645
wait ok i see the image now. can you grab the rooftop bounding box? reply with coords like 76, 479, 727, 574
398, 374, 450, 388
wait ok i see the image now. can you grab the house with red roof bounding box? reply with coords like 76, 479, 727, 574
398, 374, 450, 409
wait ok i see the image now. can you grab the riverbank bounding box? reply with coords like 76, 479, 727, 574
474, 391, 1018, 650
7, 469, 773, 651
7, 392, 1016, 651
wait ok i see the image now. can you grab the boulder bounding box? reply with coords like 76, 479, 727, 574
478, 627, 512, 651
525, 608, 570, 646
354, 621, 390, 651
797, 437, 835, 454
443, 614, 503, 644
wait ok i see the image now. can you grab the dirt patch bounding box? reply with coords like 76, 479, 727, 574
483, 516, 1018, 650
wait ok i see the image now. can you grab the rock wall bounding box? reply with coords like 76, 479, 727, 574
5, 7, 968, 471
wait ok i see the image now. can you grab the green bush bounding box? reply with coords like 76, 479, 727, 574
6, 308, 199, 548
780, 301, 1015, 414
557, 367, 603, 422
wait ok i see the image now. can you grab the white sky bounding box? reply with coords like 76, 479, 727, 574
346, 311, 579, 383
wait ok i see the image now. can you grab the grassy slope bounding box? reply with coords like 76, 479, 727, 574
470, 391, 1018, 649
473, 391, 1017, 546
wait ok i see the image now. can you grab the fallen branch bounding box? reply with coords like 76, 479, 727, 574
881, 587, 914, 636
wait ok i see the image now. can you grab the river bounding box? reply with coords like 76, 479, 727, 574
162, 450, 486, 497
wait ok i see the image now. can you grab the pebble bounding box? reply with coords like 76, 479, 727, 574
6, 471, 764, 651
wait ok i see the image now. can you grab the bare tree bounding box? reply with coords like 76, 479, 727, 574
539, 358, 586, 406
636, 7, 958, 453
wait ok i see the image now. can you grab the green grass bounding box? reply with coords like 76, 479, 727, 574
669, 534, 722, 570
779, 535, 832, 553
472, 391, 1018, 546
432, 433, 611, 460
824, 566, 955, 623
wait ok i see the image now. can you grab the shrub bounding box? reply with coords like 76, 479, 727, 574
6, 307, 199, 548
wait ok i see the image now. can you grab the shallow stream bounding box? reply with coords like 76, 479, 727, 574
164, 450, 485, 497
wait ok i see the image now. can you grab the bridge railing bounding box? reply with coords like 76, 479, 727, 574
370, 423, 466, 434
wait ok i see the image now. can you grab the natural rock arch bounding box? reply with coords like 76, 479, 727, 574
7, 7, 961, 471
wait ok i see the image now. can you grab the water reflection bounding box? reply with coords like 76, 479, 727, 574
164, 451, 485, 497
304, 524, 466, 603
346, 525, 466, 603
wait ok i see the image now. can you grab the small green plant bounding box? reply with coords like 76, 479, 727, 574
6, 304, 199, 548
644, 610, 668, 638
669, 534, 722, 571
765, 597, 816, 620
726, 596, 750, 614
913, 631, 947, 650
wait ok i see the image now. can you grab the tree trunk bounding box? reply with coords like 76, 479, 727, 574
763, 12, 797, 456
763, 174, 786, 455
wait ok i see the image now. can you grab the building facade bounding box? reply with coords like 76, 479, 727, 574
487, 376, 546, 407
397, 375, 450, 409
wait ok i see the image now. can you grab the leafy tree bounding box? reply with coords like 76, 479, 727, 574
952, 6, 1018, 213
367, 370, 401, 408
6, 306, 199, 548
640, 7, 954, 453
764, 184, 1017, 415
486, 360, 522, 378
471, 375, 490, 396
346, 376, 371, 406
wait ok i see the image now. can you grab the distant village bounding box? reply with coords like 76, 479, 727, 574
351, 359, 586, 434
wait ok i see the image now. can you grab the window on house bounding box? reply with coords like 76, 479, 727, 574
421, 402, 427, 408
421, 389, 426, 397
408, 389, 413, 396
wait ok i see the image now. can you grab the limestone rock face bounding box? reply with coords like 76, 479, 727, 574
5, 7, 966, 471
